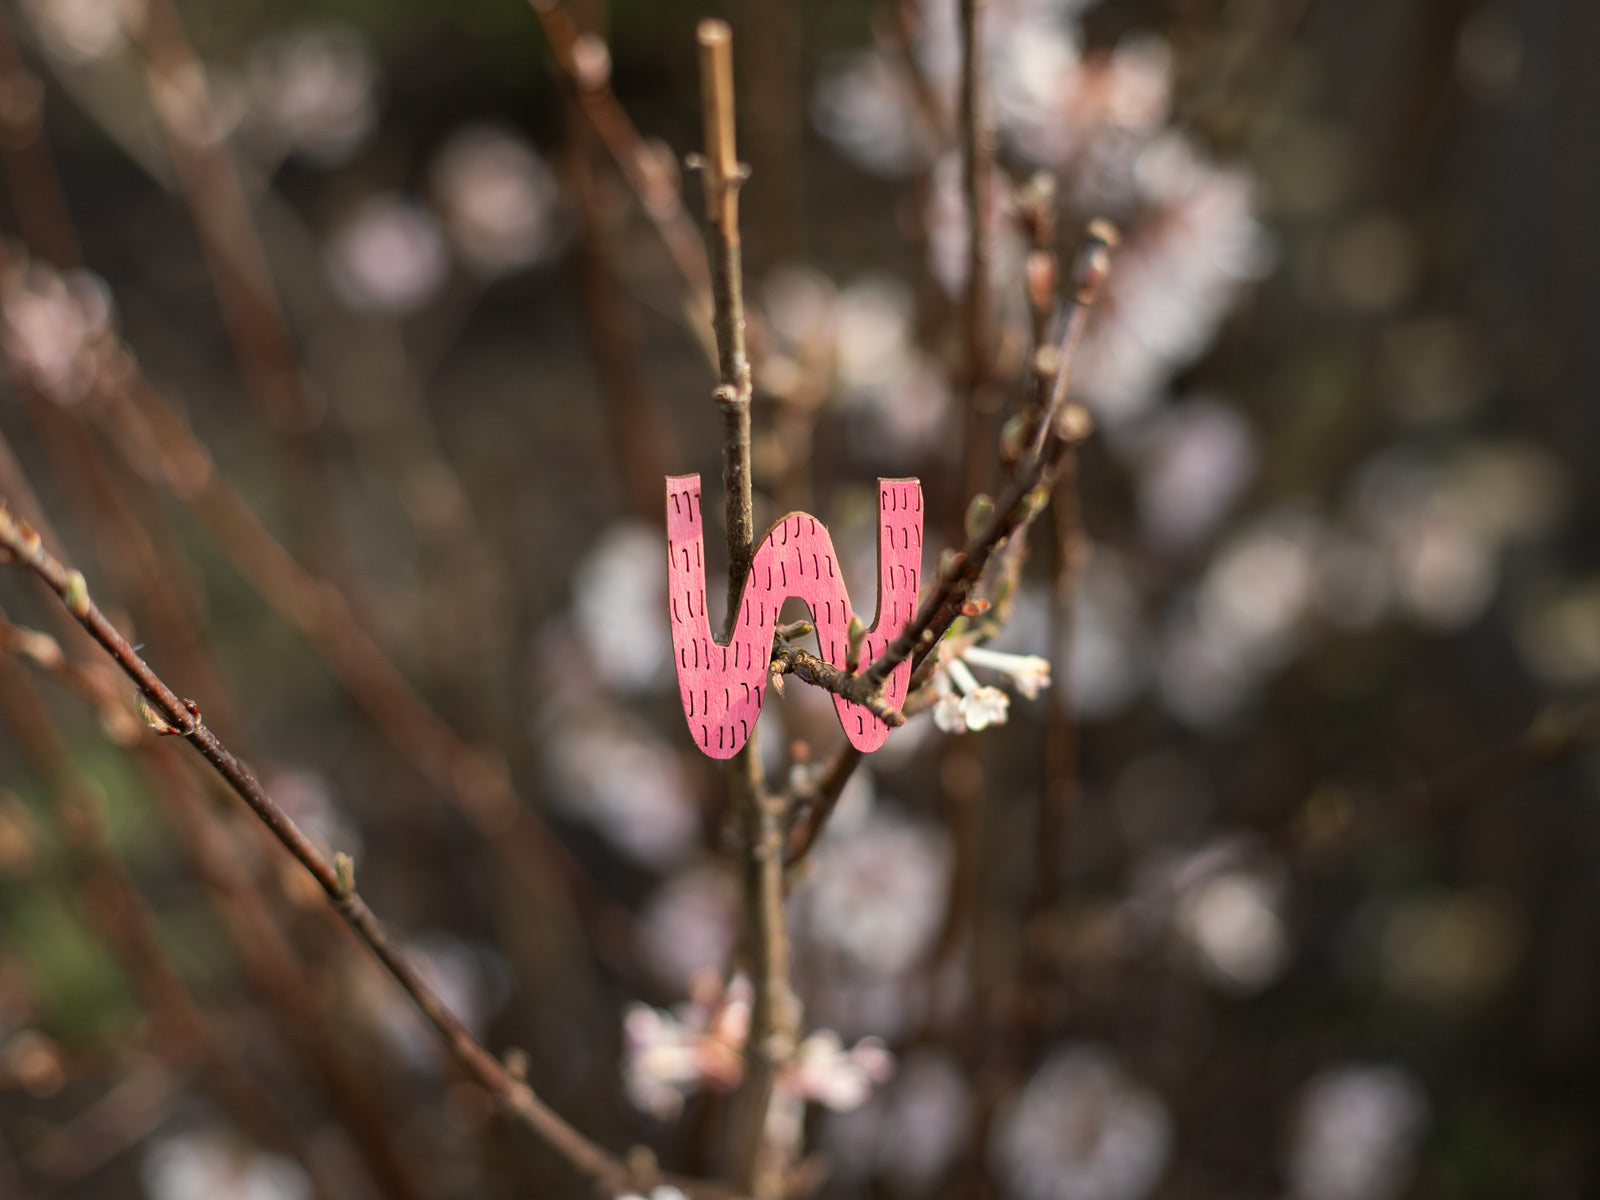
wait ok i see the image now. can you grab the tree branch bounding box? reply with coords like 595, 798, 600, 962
527, 0, 714, 321
0, 504, 649, 1197
836, 222, 1117, 711
693, 22, 792, 1198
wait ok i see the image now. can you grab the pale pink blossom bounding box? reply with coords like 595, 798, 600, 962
246, 25, 379, 166
0, 262, 113, 404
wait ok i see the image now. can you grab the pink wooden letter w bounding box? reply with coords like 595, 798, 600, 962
666, 476, 924, 759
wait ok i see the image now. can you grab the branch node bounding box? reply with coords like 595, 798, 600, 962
62, 570, 90, 616
333, 851, 356, 897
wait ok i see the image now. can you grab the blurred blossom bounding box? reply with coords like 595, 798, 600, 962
1312, 531, 1392, 631
638, 864, 740, 989
22, 0, 123, 66
571, 522, 671, 692
786, 1029, 894, 1111
992, 1044, 1172, 1200
824, 1049, 971, 1186
1156, 599, 1260, 728
0, 260, 113, 404
1515, 579, 1600, 686
811, 0, 1264, 418
1138, 837, 1290, 993
828, 276, 951, 453
1126, 397, 1256, 550
545, 706, 697, 867
325, 194, 449, 315
617, 1189, 688, 1200
1447, 444, 1566, 543
623, 974, 749, 1119
1175, 866, 1288, 993
1378, 891, 1521, 1010
1349, 447, 1563, 632
795, 800, 951, 977
1011, 38, 1174, 197
763, 266, 837, 352
246, 25, 379, 167
1195, 510, 1322, 669
362, 935, 509, 1072
142, 1130, 310, 1200
812, 52, 934, 175
1068, 549, 1149, 718
261, 768, 358, 863
766, 1029, 896, 1164
1289, 1066, 1429, 1200
834, 276, 913, 395
925, 153, 1022, 298
1320, 213, 1417, 314
623, 975, 890, 1122
1077, 139, 1270, 423
430, 125, 564, 275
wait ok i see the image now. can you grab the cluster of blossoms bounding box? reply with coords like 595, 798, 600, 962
814, 0, 1271, 426
931, 644, 1053, 733
621, 973, 893, 1124
0, 257, 115, 405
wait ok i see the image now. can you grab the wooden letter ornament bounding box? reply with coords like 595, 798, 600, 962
666, 475, 924, 758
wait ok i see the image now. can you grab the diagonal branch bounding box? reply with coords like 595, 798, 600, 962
835, 221, 1117, 712
528, 0, 714, 321
0, 503, 648, 1197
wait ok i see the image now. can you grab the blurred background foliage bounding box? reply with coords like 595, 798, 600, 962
1, 0, 1599, 1198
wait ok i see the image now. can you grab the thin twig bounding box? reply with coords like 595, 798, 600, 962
0, 504, 656, 1198
0, 608, 431, 1200
697, 21, 757, 623
0, 653, 346, 1200
958, 0, 996, 506
782, 743, 864, 870
768, 644, 906, 728
0, 7, 82, 270
120, 0, 359, 588
836, 223, 1117, 712
560, 91, 680, 520
693, 22, 792, 1198
1291, 701, 1600, 862
70, 365, 616, 957
528, 0, 714, 319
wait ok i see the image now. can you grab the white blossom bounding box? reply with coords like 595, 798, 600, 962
795, 800, 951, 977
786, 1029, 894, 1111
571, 522, 672, 692
545, 706, 697, 868
992, 1045, 1172, 1200
935, 657, 1012, 731
430, 124, 564, 274
622, 974, 749, 1119
325, 194, 449, 315
246, 25, 379, 166
0, 261, 113, 404
1289, 1066, 1429, 1200
638, 864, 740, 989
962, 645, 1052, 700
142, 1130, 310, 1200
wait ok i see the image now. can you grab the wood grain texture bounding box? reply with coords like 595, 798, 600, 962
666, 475, 923, 758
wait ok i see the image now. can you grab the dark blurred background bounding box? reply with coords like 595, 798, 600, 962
0, 0, 1598, 1198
